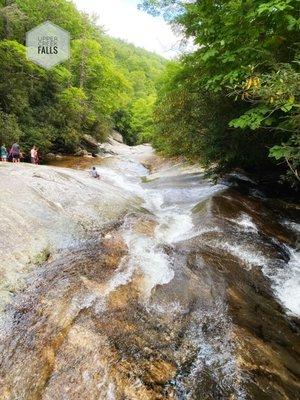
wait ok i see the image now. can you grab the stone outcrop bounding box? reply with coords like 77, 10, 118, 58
110, 130, 124, 143
82, 134, 99, 149
0, 162, 139, 312
0, 145, 299, 400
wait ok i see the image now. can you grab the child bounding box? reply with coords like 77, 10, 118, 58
90, 166, 100, 179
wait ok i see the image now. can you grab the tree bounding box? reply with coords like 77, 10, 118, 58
0, 110, 22, 146
140, 0, 300, 188
0, 0, 166, 156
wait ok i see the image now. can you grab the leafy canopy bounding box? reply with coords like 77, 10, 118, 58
140, 0, 300, 187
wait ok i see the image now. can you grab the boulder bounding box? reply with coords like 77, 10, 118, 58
46, 153, 57, 159
111, 130, 124, 143
82, 134, 99, 149
0, 163, 139, 312
75, 149, 88, 156
46, 153, 63, 159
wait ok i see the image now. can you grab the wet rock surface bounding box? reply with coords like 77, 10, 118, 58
0, 147, 299, 399
0, 163, 138, 312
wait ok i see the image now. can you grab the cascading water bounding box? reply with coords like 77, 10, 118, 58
0, 148, 299, 400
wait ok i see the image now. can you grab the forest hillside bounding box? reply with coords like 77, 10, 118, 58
0, 0, 166, 155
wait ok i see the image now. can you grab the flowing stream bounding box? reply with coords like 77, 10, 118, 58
0, 149, 299, 399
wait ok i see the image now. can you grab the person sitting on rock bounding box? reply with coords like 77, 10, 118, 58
90, 166, 100, 179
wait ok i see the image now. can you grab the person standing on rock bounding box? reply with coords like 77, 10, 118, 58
35, 147, 40, 164
10, 143, 21, 163
0, 144, 8, 162
30, 146, 38, 164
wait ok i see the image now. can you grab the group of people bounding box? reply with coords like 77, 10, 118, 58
0, 143, 39, 164
1, 143, 102, 179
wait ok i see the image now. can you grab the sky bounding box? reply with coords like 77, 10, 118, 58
73, 0, 181, 58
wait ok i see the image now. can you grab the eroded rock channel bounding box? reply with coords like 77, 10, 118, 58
0, 144, 299, 399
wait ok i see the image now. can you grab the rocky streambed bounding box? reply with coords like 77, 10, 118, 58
0, 144, 299, 399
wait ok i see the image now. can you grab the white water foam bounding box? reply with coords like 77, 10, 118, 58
218, 242, 269, 269
107, 383, 116, 400
104, 257, 136, 295
122, 230, 175, 300
215, 236, 300, 317
97, 167, 144, 198
264, 220, 300, 316
196, 226, 221, 236
233, 213, 258, 233
283, 220, 300, 234
176, 305, 248, 400
155, 209, 195, 244
215, 238, 300, 317
96, 161, 225, 300
272, 247, 300, 316
99, 159, 300, 319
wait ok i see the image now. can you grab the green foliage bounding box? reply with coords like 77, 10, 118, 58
140, 0, 300, 188
269, 134, 300, 185
130, 94, 156, 143
151, 62, 277, 174
107, 37, 166, 144
21, 125, 54, 154
229, 107, 272, 130
0, 0, 165, 157
0, 110, 22, 146
231, 62, 300, 184
114, 99, 156, 146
